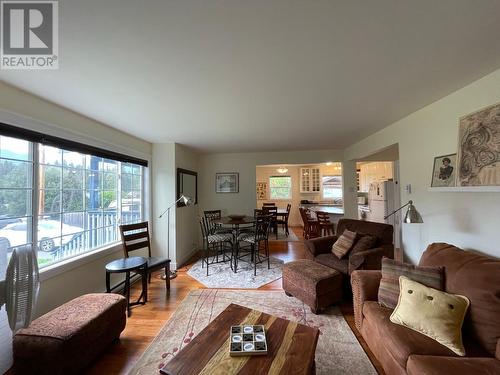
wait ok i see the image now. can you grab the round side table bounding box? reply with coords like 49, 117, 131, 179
105, 256, 148, 317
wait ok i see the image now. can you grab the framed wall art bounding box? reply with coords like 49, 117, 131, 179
431, 154, 456, 187
256, 182, 267, 200
215, 172, 239, 193
457, 102, 500, 186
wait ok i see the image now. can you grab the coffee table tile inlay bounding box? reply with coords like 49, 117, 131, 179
160, 303, 319, 375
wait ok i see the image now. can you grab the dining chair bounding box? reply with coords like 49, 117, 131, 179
276, 203, 291, 236
119, 221, 171, 291
237, 215, 271, 276
204, 209, 233, 235
298, 207, 319, 239
199, 216, 233, 276
316, 211, 335, 236
262, 206, 278, 239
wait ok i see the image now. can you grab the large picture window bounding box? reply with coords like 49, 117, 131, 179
269, 176, 292, 200
0, 135, 145, 269
322, 175, 343, 202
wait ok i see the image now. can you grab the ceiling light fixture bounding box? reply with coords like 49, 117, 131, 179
277, 167, 288, 174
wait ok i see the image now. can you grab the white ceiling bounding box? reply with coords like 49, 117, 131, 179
2, 0, 500, 153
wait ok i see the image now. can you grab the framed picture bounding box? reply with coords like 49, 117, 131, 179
256, 182, 267, 200
215, 172, 239, 193
457, 102, 500, 186
431, 154, 457, 187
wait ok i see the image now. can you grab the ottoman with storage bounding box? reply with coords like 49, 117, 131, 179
13, 293, 127, 374
283, 259, 342, 314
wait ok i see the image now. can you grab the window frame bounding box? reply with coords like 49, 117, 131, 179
321, 174, 343, 201
269, 175, 292, 200
0, 137, 147, 270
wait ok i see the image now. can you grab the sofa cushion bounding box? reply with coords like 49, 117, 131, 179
407, 355, 500, 375
331, 229, 357, 259
336, 218, 393, 245
351, 234, 378, 255
379, 257, 443, 309
362, 301, 458, 369
390, 276, 470, 356
282, 259, 341, 294
420, 243, 500, 356
315, 253, 349, 274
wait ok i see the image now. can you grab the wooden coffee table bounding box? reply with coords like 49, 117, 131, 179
160, 303, 319, 375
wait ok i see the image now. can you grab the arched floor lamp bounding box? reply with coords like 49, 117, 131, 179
158, 194, 193, 280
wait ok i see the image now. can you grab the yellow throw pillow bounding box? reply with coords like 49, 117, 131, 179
331, 229, 357, 259
390, 276, 470, 356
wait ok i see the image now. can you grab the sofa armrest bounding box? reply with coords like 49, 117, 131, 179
496, 339, 500, 360
350, 270, 382, 331
348, 245, 392, 273
304, 235, 338, 258
407, 355, 500, 375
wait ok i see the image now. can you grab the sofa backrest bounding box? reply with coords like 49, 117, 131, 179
419, 243, 500, 357
336, 219, 393, 246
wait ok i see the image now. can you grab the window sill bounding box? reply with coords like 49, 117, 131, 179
39, 242, 123, 282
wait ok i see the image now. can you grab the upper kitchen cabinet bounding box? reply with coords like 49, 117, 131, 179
300, 167, 320, 193
358, 162, 393, 192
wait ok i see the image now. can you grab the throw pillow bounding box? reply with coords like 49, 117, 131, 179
331, 229, 357, 259
390, 276, 470, 356
351, 234, 378, 254
378, 257, 443, 309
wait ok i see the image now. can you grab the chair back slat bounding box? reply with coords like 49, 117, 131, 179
262, 203, 275, 207
316, 211, 332, 224
119, 221, 152, 258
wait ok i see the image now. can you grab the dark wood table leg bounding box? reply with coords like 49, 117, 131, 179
105, 271, 111, 293
125, 270, 131, 317
142, 267, 148, 303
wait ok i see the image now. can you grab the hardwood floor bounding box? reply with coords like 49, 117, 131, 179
87, 227, 384, 374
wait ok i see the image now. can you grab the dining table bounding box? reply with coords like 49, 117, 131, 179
213, 216, 256, 272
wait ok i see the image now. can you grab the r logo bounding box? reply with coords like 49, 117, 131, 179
1, 1, 58, 69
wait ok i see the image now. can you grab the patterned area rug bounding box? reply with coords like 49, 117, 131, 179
129, 289, 377, 375
187, 255, 284, 289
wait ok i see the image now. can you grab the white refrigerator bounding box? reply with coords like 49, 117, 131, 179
367, 181, 396, 227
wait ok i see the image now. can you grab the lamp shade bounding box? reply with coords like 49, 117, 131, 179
179, 195, 193, 206
403, 200, 423, 223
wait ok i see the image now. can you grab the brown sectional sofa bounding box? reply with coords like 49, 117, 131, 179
351, 243, 500, 375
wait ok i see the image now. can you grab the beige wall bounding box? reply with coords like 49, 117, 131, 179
345, 67, 500, 263
0, 82, 152, 316
198, 149, 343, 220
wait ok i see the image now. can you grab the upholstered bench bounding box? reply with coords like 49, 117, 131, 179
283, 259, 342, 314
13, 293, 127, 374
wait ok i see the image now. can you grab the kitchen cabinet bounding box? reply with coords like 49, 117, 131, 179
300, 167, 320, 193
358, 162, 393, 192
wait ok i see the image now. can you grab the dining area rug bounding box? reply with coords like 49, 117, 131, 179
129, 289, 377, 375
187, 255, 284, 288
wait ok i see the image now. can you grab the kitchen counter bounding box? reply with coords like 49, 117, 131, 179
300, 204, 344, 215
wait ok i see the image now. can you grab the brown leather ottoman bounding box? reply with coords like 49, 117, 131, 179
283, 259, 342, 314
13, 293, 127, 375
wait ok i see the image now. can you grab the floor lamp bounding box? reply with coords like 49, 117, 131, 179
384, 200, 423, 223
158, 194, 193, 280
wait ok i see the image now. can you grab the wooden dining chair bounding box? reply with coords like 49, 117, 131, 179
276, 203, 291, 236
316, 211, 335, 236
299, 207, 319, 239
119, 222, 170, 291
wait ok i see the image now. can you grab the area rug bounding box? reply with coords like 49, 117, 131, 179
268, 227, 299, 241
129, 289, 377, 375
187, 255, 284, 288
